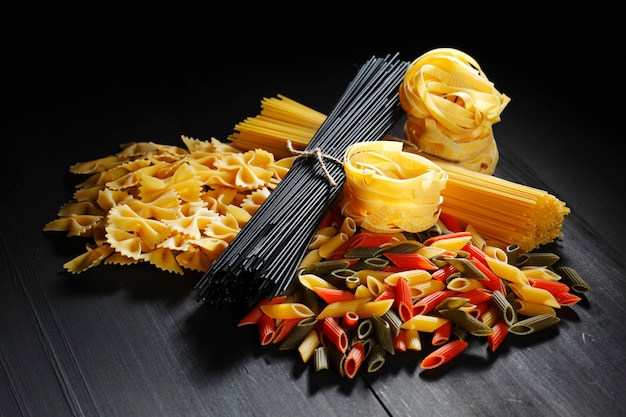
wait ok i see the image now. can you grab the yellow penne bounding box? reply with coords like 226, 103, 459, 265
316, 299, 368, 320
480, 305, 500, 328
354, 285, 374, 300
298, 249, 322, 269
400, 314, 449, 332
339, 217, 357, 237
307, 234, 332, 249
354, 269, 392, 284
366, 275, 388, 297
404, 329, 422, 351
482, 245, 508, 262
355, 299, 395, 319
260, 303, 315, 319
520, 266, 562, 281
411, 279, 446, 298
514, 299, 557, 317
416, 245, 448, 259
465, 224, 486, 249
446, 277, 485, 292
485, 256, 529, 285
384, 269, 432, 287
298, 330, 320, 363
429, 235, 473, 251
508, 283, 560, 309
298, 273, 337, 291
318, 232, 349, 258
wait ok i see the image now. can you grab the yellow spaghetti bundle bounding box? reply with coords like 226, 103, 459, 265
232, 93, 569, 252
228, 94, 327, 159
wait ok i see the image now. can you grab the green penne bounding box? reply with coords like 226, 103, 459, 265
372, 314, 395, 354
305, 259, 351, 275
313, 346, 330, 372
366, 344, 386, 373
491, 290, 517, 325
555, 266, 590, 293
439, 308, 494, 336
279, 316, 318, 350
382, 309, 403, 337
446, 257, 488, 280
508, 314, 561, 335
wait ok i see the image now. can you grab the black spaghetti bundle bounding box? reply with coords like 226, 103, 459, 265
194, 54, 409, 307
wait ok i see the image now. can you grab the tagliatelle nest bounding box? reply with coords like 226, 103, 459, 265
43, 135, 295, 274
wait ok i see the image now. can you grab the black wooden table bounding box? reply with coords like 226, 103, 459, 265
2, 5, 624, 417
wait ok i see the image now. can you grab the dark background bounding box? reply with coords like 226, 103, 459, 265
2, 3, 624, 417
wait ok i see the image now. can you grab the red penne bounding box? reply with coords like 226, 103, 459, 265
312, 287, 356, 304
423, 231, 472, 246
431, 264, 458, 283
383, 252, 438, 270
375, 289, 395, 302
462, 243, 488, 266
342, 312, 360, 332
527, 277, 571, 294
258, 314, 275, 346
395, 277, 414, 322
487, 319, 508, 351
462, 288, 493, 304
393, 330, 407, 352
272, 317, 302, 344
431, 320, 453, 346
323, 317, 349, 353
553, 291, 582, 306
412, 289, 457, 315
344, 342, 365, 378
420, 339, 469, 369
238, 295, 288, 326
439, 211, 464, 233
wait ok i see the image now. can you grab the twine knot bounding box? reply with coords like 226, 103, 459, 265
287, 140, 343, 187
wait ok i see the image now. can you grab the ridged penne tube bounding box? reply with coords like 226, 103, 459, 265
353, 269, 392, 284
482, 245, 508, 263
521, 266, 562, 281
304, 259, 351, 276
466, 224, 486, 249
438, 309, 494, 336
339, 216, 357, 237
446, 277, 485, 292
404, 328, 422, 351
507, 283, 560, 309
298, 273, 337, 291
480, 305, 500, 328
400, 314, 449, 332
514, 299, 556, 317
366, 275, 388, 297
316, 299, 368, 320
313, 346, 329, 371
367, 344, 386, 373
298, 249, 322, 269
381, 309, 403, 337
445, 257, 488, 280
434, 296, 470, 312
508, 314, 561, 335
420, 339, 469, 370
357, 319, 373, 340
323, 317, 349, 353
279, 317, 318, 350
554, 266, 591, 293
487, 319, 508, 351
384, 269, 432, 286
372, 315, 395, 354
318, 232, 349, 259
485, 256, 529, 285
343, 342, 365, 379
260, 302, 315, 319
416, 245, 449, 259
307, 233, 332, 249
491, 290, 517, 325
355, 299, 395, 319
298, 330, 320, 363
519, 252, 560, 267
428, 234, 473, 251
354, 285, 374, 300
412, 279, 447, 298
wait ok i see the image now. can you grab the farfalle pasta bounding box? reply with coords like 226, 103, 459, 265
399, 48, 510, 174
44, 136, 294, 274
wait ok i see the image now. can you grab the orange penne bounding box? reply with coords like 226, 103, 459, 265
260, 302, 316, 319
420, 339, 469, 369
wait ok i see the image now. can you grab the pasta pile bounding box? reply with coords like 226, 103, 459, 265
340, 141, 448, 234
398, 48, 510, 175
239, 210, 590, 376
43, 136, 295, 274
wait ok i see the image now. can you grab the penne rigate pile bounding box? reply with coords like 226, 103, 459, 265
238, 209, 590, 377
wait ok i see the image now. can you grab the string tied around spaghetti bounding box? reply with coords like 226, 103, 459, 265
287, 140, 343, 187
